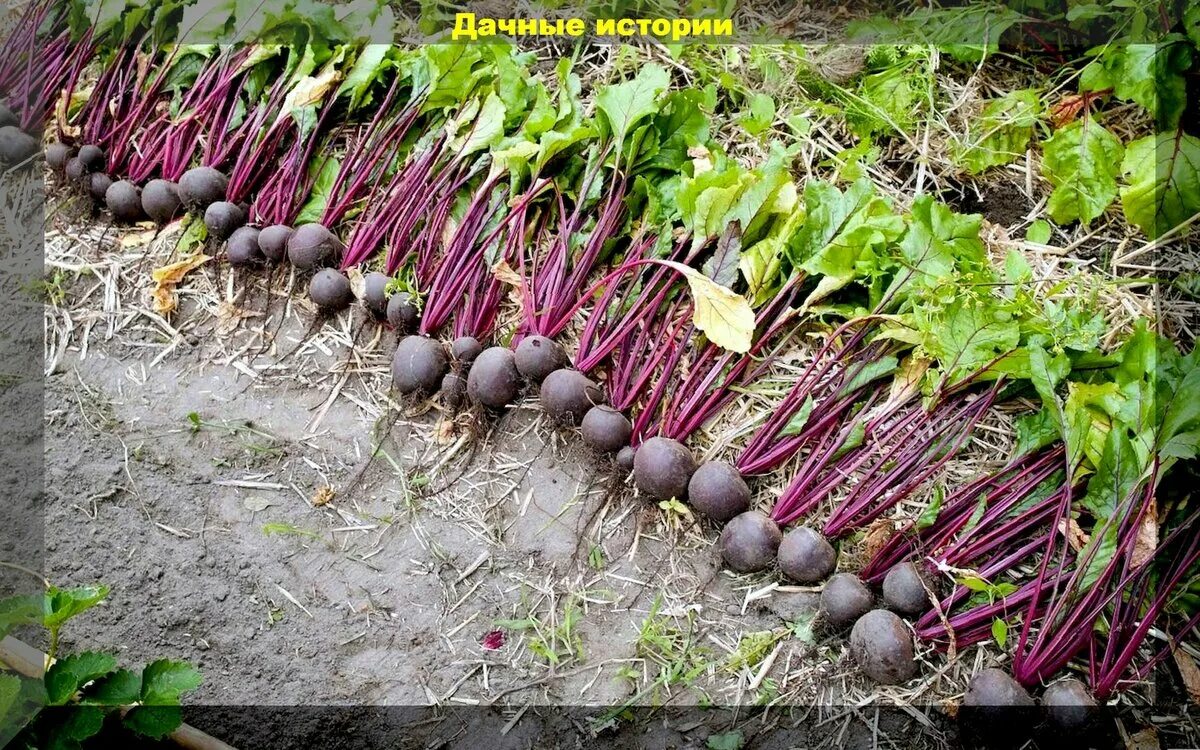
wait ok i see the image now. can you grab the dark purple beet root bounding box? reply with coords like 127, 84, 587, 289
616, 446, 635, 472
258, 225, 292, 263
633, 437, 696, 501
961, 668, 1036, 740
204, 201, 245, 242
45, 142, 73, 171
387, 292, 418, 333
392, 336, 447, 394
849, 609, 917, 685
539, 369, 602, 424
141, 179, 182, 225
105, 180, 143, 223
451, 336, 483, 365
309, 269, 354, 312
778, 526, 837, 584
442, 372, 467, 411
226, 227, 264, 266
1041, 678, 1097, 732
719, 511, 782, 573
820, 573, 873, 630
287, 223, 341, 269
76, 144, 105, 173
88, 173, 113, 204
178, 166, 227, 209
64, 157, 86, 184
581, 406, 631, 454
0, 126, 37, 166
513, 335, 567, 383
467, 347, 521, 409
0, 105, 16, 128
882, 562, 930, 617
686, 462, 750, 523
362, 272, 390, 317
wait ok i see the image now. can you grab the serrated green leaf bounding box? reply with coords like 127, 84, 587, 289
123, 705, 183, 740
45, 705, 105, 748
1041, 119, 1123, 226
43, 586, 109, 630
80, 669, 141, 707
738, 93, 775, 136
1119, 130, 1200, 240
46, 653, 118, 706
139, 660, 202, 707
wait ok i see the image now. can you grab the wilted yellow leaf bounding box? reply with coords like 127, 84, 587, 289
659, 260, 754, 354
151, 253, 210, 315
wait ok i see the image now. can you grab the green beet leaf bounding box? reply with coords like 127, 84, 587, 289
1041, 119, 1123, 226
1120, 130, 1200, 239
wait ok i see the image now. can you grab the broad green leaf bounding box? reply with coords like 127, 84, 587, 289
80, 669, 141, 707
1041, 119, 1123, 226
1119, 130, 1200, 239
0, 595, 41, 641
645, 90, 709, 172
123, 705, 183, 740
139, 660, 202, 706
955, 89, 1040, 174
885, 195, 986, 303
595, 64, 670, 146
794, 179, 904, 306
451, 92, 506, 156
43, 586, 109, 630
780, 396, 816, 438
1080, 40, 1192, 130
1187, 4, 1200, 48
658, 261, 755, 354
295, 156, 340, 226
46, 652, 118, 706
738, 93, 775, 136
916, 296, 1021, 387
1025, 219, 1052, 244
991, 618, 1008, 648
839, 355, 898, 399
1014, 408, 1061, 456
533, 124, 595, 175
336, 43, 391, 111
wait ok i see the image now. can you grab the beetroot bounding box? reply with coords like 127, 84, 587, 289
539, 369, 601, 424
849, 609, 917, 684
105, 180, 143, 223
633, 437, 696, 501
686, 462, 750, 522
451, 336, 483, 365
820, 573, 873, 629
76, 144, 105, 173
616, 446, 635, 473
45, 142, 73, 171
581, 406, 632, 454
386, 292, 419, 332
178, 166, 227, 209
309, 269, 354, 312
362, 272, 390, 318
0, 126, 37, 166
141, 179, 182, 225
442, 372, 467, 411
258, 225, 293, 263
204, 201, 245, 242
392, 336, 447, 394
64, 157, 86, 183
513, 335, 567, 383
226, 227, 264, 266
1041, 678, 1097, 732
719, 511, 782, 573
778, 526, 836, 584
87, 173, 113, 204
287, 223, 341, 269
882, 562, 930, 617
467, 347, 521, 409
